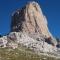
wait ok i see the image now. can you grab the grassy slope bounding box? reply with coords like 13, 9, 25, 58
0, 46, 60, 60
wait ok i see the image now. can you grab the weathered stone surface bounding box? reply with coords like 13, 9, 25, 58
0, 36, 7, 47
11, 1, 57, 46
11, 1, 52, 38
7, 32, 57, 53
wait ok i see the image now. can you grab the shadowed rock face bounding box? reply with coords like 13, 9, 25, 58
11, 7, 25, 32
56, 39, 60, 48
11, 1, 57, 45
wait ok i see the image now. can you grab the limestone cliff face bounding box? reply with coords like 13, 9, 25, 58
11, 1, 52, 38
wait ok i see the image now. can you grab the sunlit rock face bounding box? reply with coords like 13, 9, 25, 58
11, 1, 52, 38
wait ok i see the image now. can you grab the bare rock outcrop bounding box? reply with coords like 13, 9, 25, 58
11, 2, 50, 37
0, 1, 59, 57
11, 1, 57, 45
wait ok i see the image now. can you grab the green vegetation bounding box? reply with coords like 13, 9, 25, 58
0, 46, 60, 60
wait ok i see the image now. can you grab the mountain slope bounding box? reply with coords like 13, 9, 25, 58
0, 1, 60, 60
0, 47, 60, 60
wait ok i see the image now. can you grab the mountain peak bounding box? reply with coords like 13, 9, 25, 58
11, 1, 51, 38
0, 1, 60, 59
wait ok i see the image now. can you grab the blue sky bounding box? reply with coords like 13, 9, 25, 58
0, 0, 60, 38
